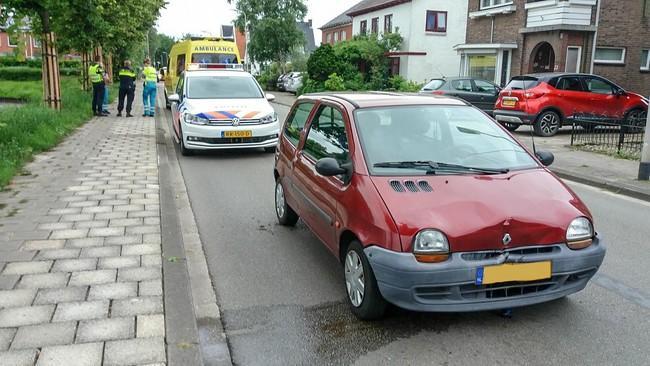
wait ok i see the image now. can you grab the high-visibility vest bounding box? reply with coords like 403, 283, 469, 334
89, 64, 103, 83
118, 68, 136, 78
143, 66, 157, 82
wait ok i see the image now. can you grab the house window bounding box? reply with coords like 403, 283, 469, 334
326, 33, 332, 44
468, 54, 497, 82
384, 14, 393, 33
594, 47, 626, 64
425, 11, 447, 33
341, 30, 347, 41
480, 0, 514, 9
371, 17, 379, 34
642, 49, 650, 71
360, 20, 368, 35
8, 33, 19, 47
334, 32, 339, 43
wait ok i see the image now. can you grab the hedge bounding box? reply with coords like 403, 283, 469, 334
0, 57, 81, 69
0, 66, 42, 81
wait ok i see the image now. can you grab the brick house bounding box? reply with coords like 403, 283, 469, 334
320, 7, 353, 45
0, 29, 41, 58
456, 0, 650, 96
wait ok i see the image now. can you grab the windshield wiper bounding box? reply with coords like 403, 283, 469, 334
373, 161, 509, 175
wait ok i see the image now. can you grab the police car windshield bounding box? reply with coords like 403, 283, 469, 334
187, 75, 264, 99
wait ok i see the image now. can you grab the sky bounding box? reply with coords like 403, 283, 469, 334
156, 0, 359, 44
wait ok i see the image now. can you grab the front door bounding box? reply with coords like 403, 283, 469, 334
565, 46, 582, 73
581, 76, 625, 119
472, 79, 500, 114
292, 103, 351, 251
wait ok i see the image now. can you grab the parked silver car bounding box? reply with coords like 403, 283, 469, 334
283, 72, 304, 94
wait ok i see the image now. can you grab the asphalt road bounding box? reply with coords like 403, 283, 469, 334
165, 103, 650, 366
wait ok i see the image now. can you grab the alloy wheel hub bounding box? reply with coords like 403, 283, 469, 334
344, 251, 365, 307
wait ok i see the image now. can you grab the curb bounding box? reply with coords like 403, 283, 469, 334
551, 167, 650, 202
156, 93, 233, 366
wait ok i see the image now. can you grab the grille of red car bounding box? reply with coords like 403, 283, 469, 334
389, 180, 433, 193
460, 245, 561, 261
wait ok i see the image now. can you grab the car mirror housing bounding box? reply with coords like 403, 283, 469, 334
266, 93, 276, 102
168, 94, 180, 103
535, 150, 555, 167
315, 158, 347, 177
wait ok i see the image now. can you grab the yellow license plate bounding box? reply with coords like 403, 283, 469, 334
223, 130, 252, 138
477, 261, 551, 285
502, 98, 517, 107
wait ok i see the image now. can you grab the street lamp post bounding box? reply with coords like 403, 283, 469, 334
638, 104, 650, 180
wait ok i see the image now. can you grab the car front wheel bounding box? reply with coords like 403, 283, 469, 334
275, 179, 298, 226
534, 110, 561, 137
344, 241, 387, 320
179, 124, 193, 156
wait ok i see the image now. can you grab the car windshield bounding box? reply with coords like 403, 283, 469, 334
187, 75, 264, 99
422, 79, 445, 91
355, 105, 538, 176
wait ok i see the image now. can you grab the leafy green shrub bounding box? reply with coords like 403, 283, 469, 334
0, 67, 42, 81
60, 60, 82, 69
297, 78, 324, 96
324, 73, 346, 91
307, 44, 338, 82
60, 68, 80, 77
0, 56, 41, 68
343, 74, 367, 91
388, 75, 423, 92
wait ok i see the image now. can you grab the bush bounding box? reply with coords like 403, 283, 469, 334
388, 75, 423, 92
0, 56, 41, 68
324, 73, 345, 91
297, 78, 324, 96
307, 44, 338, 82
0, 67, 42, 81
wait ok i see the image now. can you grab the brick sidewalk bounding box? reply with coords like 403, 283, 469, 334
0, 95, 166, 365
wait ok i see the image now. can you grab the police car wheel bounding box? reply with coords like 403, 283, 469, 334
179, 124, 193, 156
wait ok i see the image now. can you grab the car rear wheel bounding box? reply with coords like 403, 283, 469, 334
500, 122, 520, 132
344, 241, 387, 320
534, 111, 561, 137
275, 180, 298, 226
624, 109, 647, 133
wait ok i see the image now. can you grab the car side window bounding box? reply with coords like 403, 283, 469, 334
583, 77, 614, 95
176, 54, 185, 75
284, 102, 314, 146
556, 77, 584, 92
451, 79, 473, 92
303, 106, 349, 164
473, 79, 497, 94
175, 75, 185, 100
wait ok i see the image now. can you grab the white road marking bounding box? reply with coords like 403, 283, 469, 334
564, 180, 650, 208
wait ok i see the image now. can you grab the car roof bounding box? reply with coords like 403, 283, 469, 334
516, 72, 601, 81
299, 92, 469, 109
184, 70, 251, 78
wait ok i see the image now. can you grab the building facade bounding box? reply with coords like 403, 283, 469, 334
347, 0, 469, 83
0, 30, 41, 58
320, 8, 353, 45
457, 0, 650, 95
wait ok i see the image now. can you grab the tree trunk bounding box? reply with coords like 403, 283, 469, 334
39, 10, 61, 110
81, 52, 90, 91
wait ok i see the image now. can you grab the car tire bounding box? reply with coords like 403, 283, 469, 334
275, 179, 298, 226
534, 110, 561, 137
501, 122, 520, 132
623, 109, 647, 133
344, 241, 387, 320
179, 124, 193, 156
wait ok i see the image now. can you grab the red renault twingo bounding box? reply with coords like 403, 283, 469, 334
273, 92, 606, 320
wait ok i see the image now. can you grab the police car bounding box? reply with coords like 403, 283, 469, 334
167, 64, 279, 155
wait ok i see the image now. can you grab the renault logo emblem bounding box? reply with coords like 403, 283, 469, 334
502, 233, 512, 246
231, 117, 240, 126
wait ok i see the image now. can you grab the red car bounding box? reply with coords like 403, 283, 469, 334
494, 73, 648, 137
274, 92, 606, 319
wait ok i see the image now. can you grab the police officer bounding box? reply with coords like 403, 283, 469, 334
117, 60, 136, 117
88, 56, 106, 117
141, 58, 158, 117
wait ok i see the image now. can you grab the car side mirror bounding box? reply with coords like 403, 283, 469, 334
315, 158, 347, 177
266, 93, 276, 102
168, 94, 180, 103
535, 150, 554, 167
615, 89, 626, 97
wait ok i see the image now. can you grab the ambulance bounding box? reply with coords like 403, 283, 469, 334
164, 37, 243, 107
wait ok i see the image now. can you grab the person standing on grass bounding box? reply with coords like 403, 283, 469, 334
141, 58, 158, 117
88, 56, 106, 117
117, 60, 136, 117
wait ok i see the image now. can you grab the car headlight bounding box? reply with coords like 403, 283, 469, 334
260, 112, 278, 124
184, 113, 209, 125
566, 217, 594, 250
413, 229, 450, 263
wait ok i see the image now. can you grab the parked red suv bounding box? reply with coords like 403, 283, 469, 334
494, 73, 648, 137
274, 92, 606, 319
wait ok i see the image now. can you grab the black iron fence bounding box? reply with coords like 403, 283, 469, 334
569, 114, 646, 160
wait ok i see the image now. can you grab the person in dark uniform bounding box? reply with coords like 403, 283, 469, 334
117, 60, 136, 117
88, 55, 106, 117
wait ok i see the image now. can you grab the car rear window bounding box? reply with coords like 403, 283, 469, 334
505, 77, 540, 90
421, 79, 445, 91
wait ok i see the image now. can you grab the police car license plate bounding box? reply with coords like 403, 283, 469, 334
475, 261, 551, 285
223, 130, 252, 138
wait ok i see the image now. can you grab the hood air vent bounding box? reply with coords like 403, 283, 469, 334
389, 180, 433, 193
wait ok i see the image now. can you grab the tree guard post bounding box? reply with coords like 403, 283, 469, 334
41, 32, 61, 110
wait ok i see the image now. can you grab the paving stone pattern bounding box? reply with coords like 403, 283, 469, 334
0, 99, 166, 365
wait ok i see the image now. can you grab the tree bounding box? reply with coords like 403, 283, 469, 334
230, 0, 307, 66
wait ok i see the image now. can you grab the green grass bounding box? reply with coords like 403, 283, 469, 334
0, 77, 118, 189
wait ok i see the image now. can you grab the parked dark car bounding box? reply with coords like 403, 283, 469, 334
494, 73, 649, 136
273, 92, 605, 320
419, 77, 501, 115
